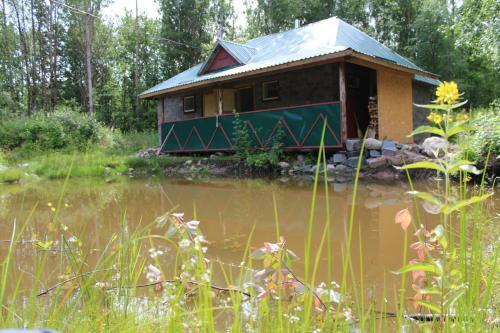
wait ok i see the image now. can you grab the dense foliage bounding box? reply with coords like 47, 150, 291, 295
0, 108, 116, 151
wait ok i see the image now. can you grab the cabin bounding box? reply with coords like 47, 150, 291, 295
140, 17, 439, 153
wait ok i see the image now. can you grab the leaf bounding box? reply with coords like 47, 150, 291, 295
400, 161, 446, 173
416, 300, 441, 313
442, 194, 493, 214
395, 262, 441, 275
458, 164, 482, 175
446, 124, 478, 138
446, 160, 474, 174
416, 287, 442, 295
414, 100, 468, 111
409, 125, 445, 138
407, 191, 444, 208
395, 209, 412, 231
263, 255, 273, 268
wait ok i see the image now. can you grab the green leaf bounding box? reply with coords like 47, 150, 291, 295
458, 164, 482, 175
442, 194, 493, 214
409, 125, 445, 138
407, 191, 444, 208
400, 161, 445, 173
414, 100, 467, 111
416, 300, 441, 313
446, 124, 478, 138
396, 262, 440, 275
447, 160, 474, 174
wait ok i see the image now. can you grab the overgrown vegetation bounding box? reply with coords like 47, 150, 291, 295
232, 113, 285, 168
457, 101, 500, 163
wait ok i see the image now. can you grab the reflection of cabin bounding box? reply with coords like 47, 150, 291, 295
140, 17, 439, 153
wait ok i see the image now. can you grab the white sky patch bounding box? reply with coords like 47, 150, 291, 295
102, 0, 249, 30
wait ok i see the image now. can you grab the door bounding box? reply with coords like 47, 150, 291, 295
238, 87, 254, 112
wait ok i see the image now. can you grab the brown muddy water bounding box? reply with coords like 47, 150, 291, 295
0, 177, 496, 311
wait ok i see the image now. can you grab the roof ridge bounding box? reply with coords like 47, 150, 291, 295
247, 16, 339, 44
218, 38, 256, 50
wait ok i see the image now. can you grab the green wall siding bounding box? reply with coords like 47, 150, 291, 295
161, 103, 342, 152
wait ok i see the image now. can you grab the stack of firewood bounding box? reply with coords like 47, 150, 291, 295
367, 96, 378, 138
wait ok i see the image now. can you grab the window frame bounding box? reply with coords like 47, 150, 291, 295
183, 95, 196, 113
262, 80, 280, 101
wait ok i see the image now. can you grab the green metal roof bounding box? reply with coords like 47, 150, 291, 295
141, 17, 437, 97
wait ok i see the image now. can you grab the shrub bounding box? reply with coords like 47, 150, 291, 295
0, 168, 23, 183
0, 108, 119, 152
457, 105, 500, 162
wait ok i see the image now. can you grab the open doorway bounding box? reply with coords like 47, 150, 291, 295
345, 63, 377, 138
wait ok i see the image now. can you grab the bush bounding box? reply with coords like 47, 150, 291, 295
458, 105, 500, 162
0, 108, 119, 152
0, 168, 23, 183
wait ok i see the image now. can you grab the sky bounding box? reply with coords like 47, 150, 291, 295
102, 0, 247, 28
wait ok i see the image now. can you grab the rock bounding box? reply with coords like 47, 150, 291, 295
209, 154, 218, 159
346, 156, 366, 168
422, 137, 449, 157
278, 161, 290, 169
403, 151, 426, 164
296, 154, 305, 163
381, 140, 398, 156
184, 160, 193, 165
364, 138, 383, 150
373, 170, 399, 181
369, 150, 381, 158
386, 154, 404, 166
366, 156, 387, 169
345, 139, 361, 152
331, 153, 347, 164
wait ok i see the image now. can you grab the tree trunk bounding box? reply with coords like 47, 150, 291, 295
133, 0, 140, 129
84, 4, 93, 115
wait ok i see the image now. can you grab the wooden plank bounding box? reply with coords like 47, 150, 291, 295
339, 62, 347, 144
217, 87, 223, 115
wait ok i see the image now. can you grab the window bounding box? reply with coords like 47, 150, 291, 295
262, 81, 279, 101
183, 96, 195, 113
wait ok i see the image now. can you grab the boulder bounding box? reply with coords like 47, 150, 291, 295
422, 137, 449, 158
346, 156, 366, 168
364, 138, 383, 150
345, 139, 361, 152
366, 156, 387, 169
369, 150, 381, 158
278, 161, 290, 169
386, 154, 404, 166
381, 140, 398, 156
331, 153, 347, 164
403, 150, 426, 164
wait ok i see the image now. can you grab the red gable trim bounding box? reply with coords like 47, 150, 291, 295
206, 47, 240, 73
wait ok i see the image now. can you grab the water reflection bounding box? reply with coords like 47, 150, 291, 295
0, 177, 466, 310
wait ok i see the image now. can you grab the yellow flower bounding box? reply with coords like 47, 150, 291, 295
427, 112, 435, 121
47, 202, 52, 207
435, 81, 460, 104
446, 115, 453, 122
433, 114, 443, 123
456, 113, 469, 121
51, 207, 56, 212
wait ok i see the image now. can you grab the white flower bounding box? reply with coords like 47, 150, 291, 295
186, 220, 200, 229
178, 239, 192, 249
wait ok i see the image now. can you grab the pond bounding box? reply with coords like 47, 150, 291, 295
0, 177, 495, 314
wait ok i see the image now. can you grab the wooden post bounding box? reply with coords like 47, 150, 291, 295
217, 87, 223, 115
157, 97, 164, 146
339, 62, 347, 144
